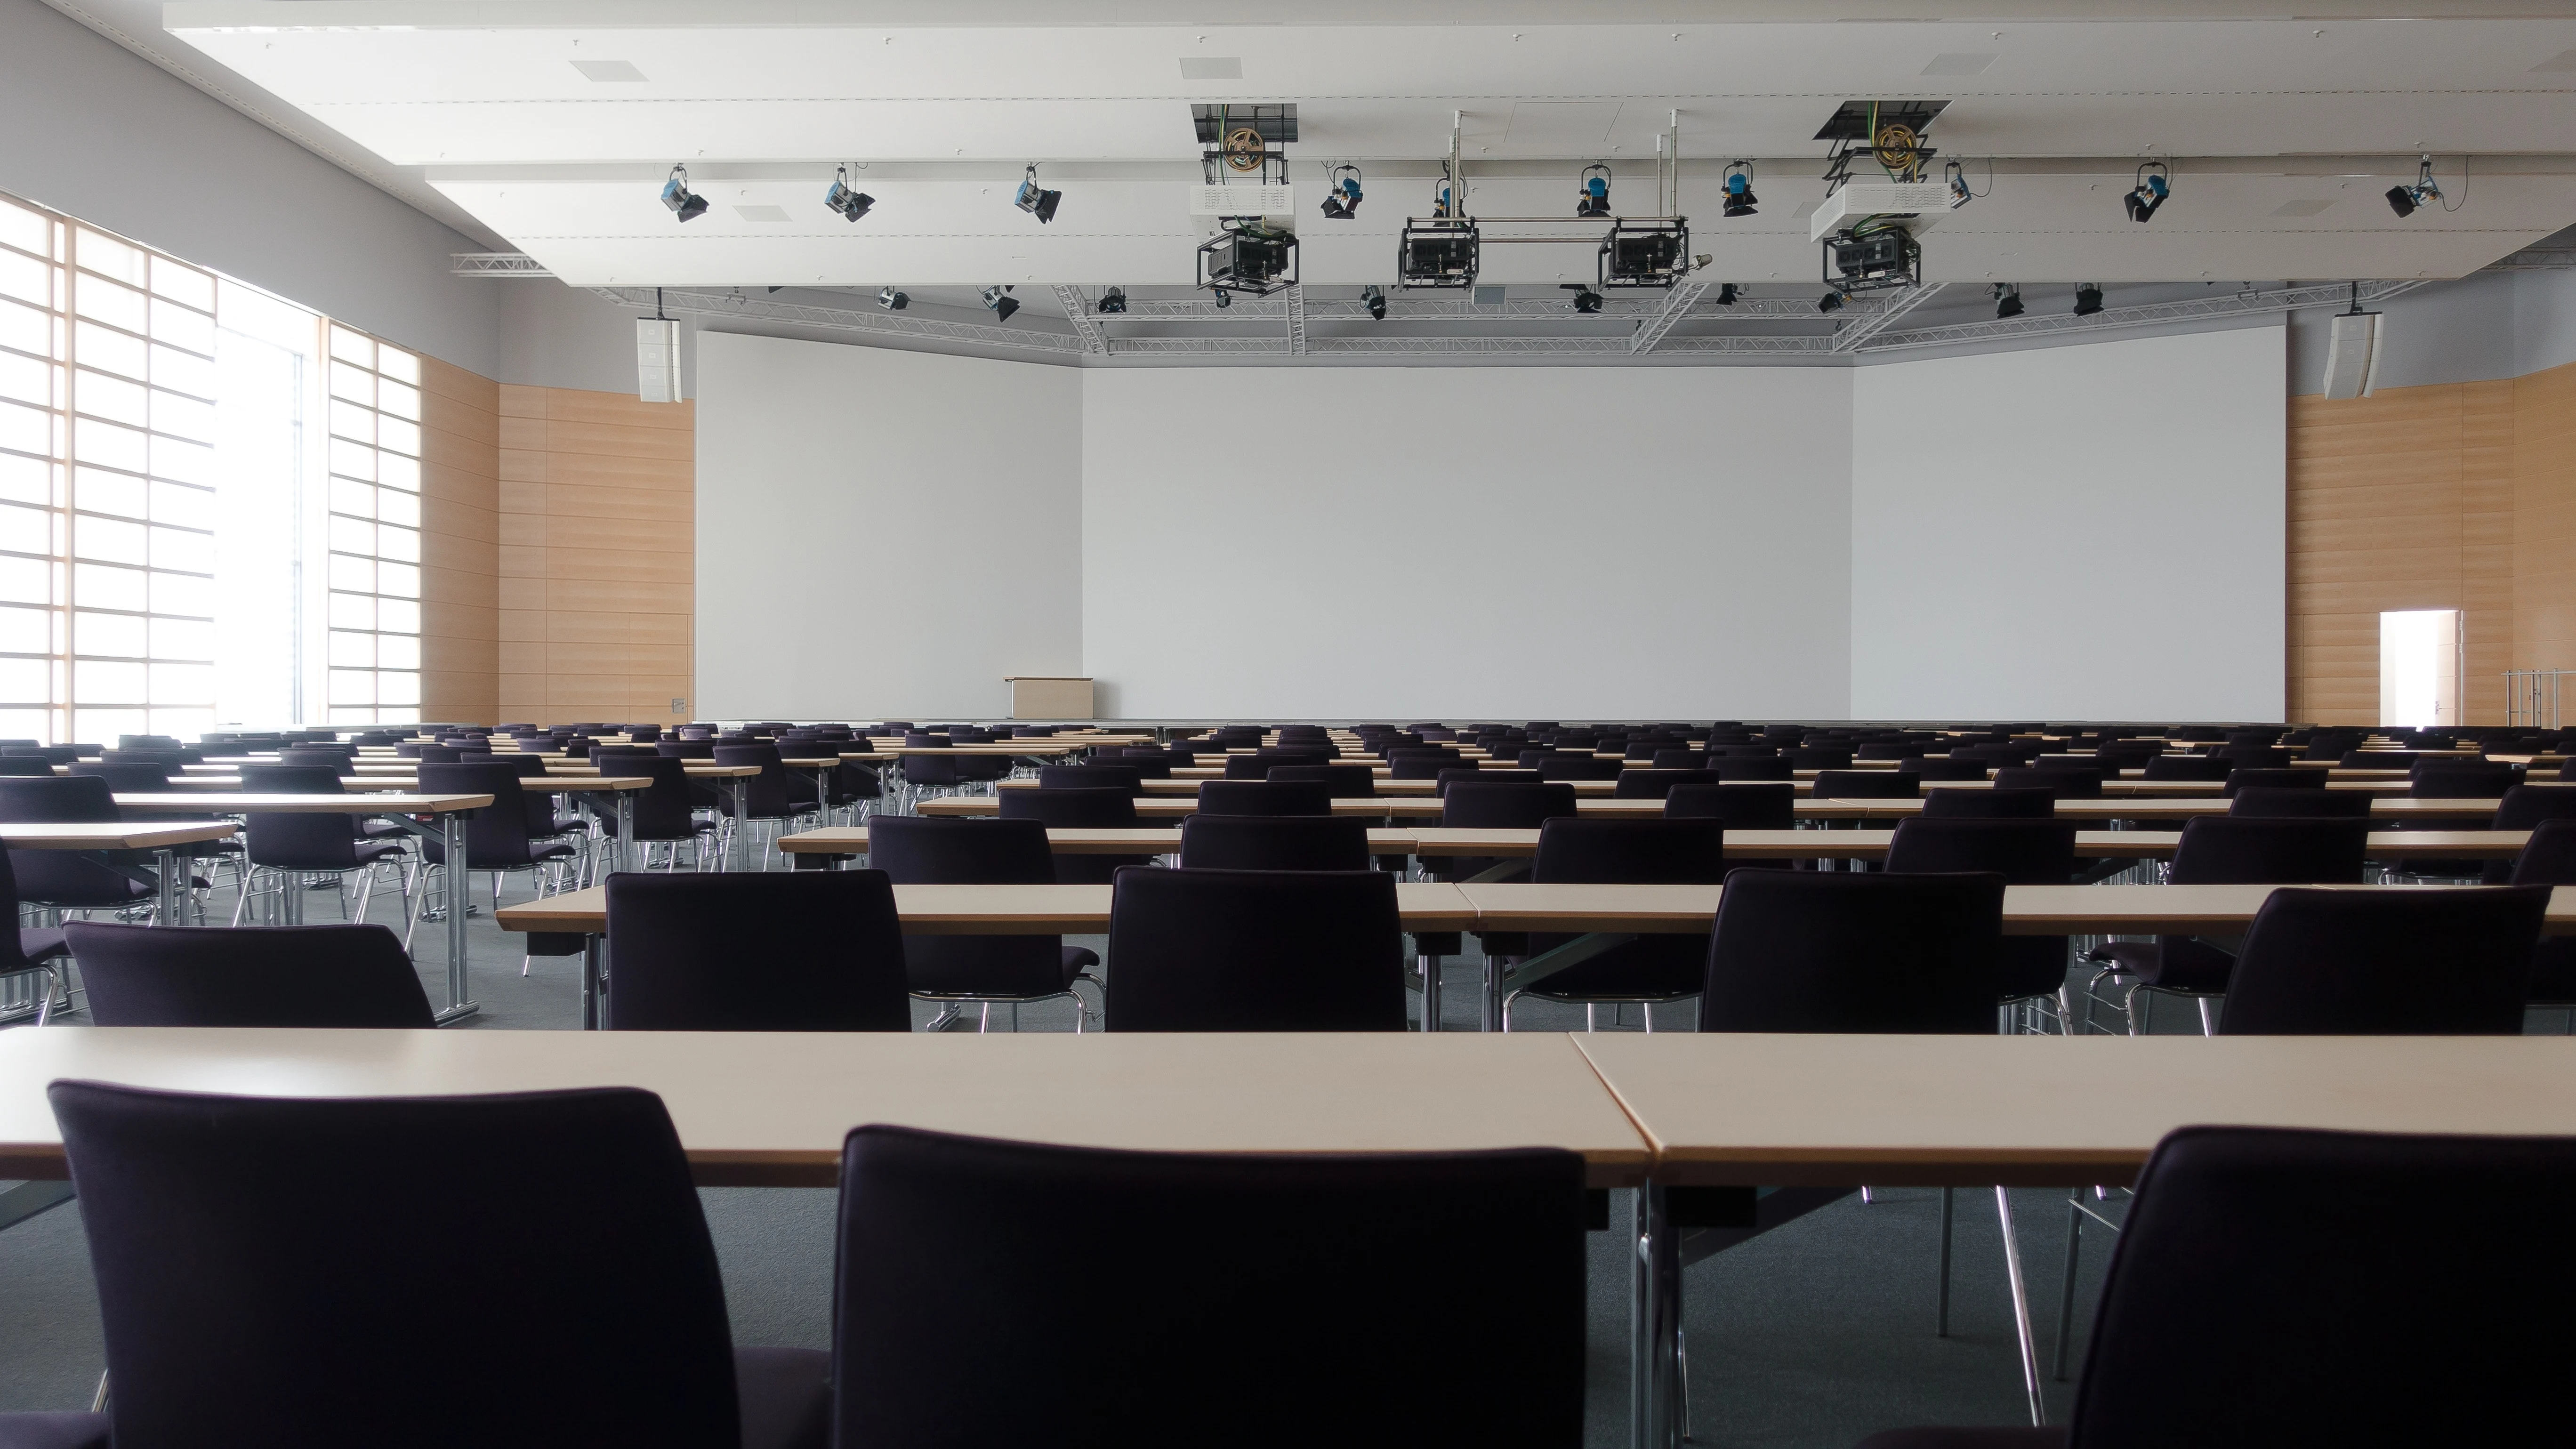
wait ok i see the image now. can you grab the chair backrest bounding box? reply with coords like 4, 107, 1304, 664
1104, 867, 1406, 1030
0, 755, 53, 776
833, 1123, 1585, 1449
2215, 886, 2547, 1035
1663, 783, 1795, 831
2511, 818, 2576, 886
1195, 780, 1333, 817
1436, 767, 1537, 795
710, 744, 795, 816
1992, 765, 2102, 798
277, 747, 356, 775
2413, 763, 2521, 799
996, 787, 1139, 829
1038, 764, 1143, 795
69, 761, 171, 793
1441, 781, 1580, 829
1177, 815, 1373, 871
1885, 816, 2078, 882
2062, 1125, 2576, 1446
2141, 755, 2233, 782
1266, 763, 1378, 797
1699, 870, 2006, 1032
2228, 786, 2373, 819
65, 922, 435, 1027
2222, 766, 2326, 797
2167, 817, 2369, 884
0, 773, 118, 822
1921, 787, 2057, 819
603, 870, 911, 1030
50, 1081, 743, 1449
1611, 768, 1721, 800
1388, 757, 1463, 780
1533, 756, 1622, 782
1531, 818, 1726, 884
1706, 756, 1793, 781
602, 755, 699, 840
866, 815, 1054, 885
655, 740, 717, 759
1902, 757, 1993, 781
417, 763, 548, 867
1811, 770, 1918, 800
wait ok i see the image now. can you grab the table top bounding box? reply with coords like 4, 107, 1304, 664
110, 792, 497, 814
1456, 882, 2576, 935
0, 1027, 1651, 1188
495, 880, 1481, 936
0, 822, 236, 850
1577, 1032, 2576, 1188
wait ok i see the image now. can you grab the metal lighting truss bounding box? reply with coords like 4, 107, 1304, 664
451, 252, 553, 277
1858, 280, 2425, 352
1829, 282, 1947, 352
591, 287, 1084, 354
1630, 280, 1710, 354
1099, 295, 1823, 321
1052, 285, 1109, 355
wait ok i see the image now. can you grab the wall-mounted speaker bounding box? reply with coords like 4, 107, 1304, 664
2321, 308, 2382, 401
636, 317, 683, 404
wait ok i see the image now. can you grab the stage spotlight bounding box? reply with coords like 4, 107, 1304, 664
1993, 282, 2023, 319
1213, 289, 1231, 309
1818, 290, 1845, 314
1361, 284, 1386, 321
982, 284, 1019, 322
825, 164, 874, 223
1013, 165, 1061, 225
2124, 162, 2169, 224
877, 287, 908, 311
660, 164, 708, 223
1715, 282, 1739, 306
1562, 284, 1604, 314
1095, 287, 1127, 314
1945, 160, 1973, 211
2072, 283, 2104, 316
1576, 163, 1612, 218
1722, 161, 1758, 218
2387, 154, 2442, 218
1320, 164, 1363, 220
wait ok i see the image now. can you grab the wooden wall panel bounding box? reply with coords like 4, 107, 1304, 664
2515, 361, 2576, 679
495, 385, 694, 725
416, 357, 500, 726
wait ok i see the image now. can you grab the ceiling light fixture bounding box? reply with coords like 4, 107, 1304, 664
1715, 283, 1739, 305
1014, 164, 1061, 225
1361, 284, 1386, 321
982, 284, 1019, 322
2124, 162, 2169, 224
2386, 154, 2443, 218
825, 164, 874, 223
659, 164, 708, 223
1562, 284, 1604, 314
1945, 159, 1974, 211
2073, 282, 2104, 316
1320, 163, 1363, 220
1576, 163, 1612, 218
1095, 287, 1128, 314
1993, 282, 2023, 318
1722, 161, 1758, 218
876, 287, 908, 311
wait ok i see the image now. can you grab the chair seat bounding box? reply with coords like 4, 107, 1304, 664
0, 1413, 106, 1449
356, 841, 407, 866
1518, 936, 1708, 1003
733, 1345, 829, 1449
1856, 1429, 2066, 1449
17, 927, 65, 963
2086, 935, 2235, 994
1061, 945, 1100, 987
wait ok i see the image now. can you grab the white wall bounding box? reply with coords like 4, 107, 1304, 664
0, 0, 500, 376
1851, 325, 2286, 721
1082, 368, 1853, 719
693, 332, 1083, 720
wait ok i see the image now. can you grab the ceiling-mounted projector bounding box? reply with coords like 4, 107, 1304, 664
1807, 182, 1952, 242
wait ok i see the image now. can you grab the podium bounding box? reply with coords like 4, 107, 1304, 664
1005, 676, 1094, 720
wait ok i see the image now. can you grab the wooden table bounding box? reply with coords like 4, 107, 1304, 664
0, 821, 239, 927
112, 793, 495, 1023
0, 1026, 1651, 1187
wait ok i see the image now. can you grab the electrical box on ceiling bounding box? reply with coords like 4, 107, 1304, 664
2322, 310, 2383, 400
1808, 182, 1952, 242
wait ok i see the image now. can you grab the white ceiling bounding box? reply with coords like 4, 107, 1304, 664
159, 1, 2576, 288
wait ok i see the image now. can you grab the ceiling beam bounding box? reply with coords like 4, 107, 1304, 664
1858, 280, 2425, 352
591, 286, 1083, 354
1052, 285, 1110, 355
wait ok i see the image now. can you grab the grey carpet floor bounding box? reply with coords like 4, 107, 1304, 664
0, 874, 2152, 1446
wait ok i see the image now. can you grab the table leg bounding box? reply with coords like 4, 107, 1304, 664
1481, 952, 1504, 1032
152, 848, 178, 926
1631, 1183, 1681, 1449
434, 810, 478, 1024
614, 792, 634, 877
1419, 951, 1441, 1032
729, 782, 749, 870
580, 934, 601, 1030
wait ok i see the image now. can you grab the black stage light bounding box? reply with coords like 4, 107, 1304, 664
2124, 163, 2168, 224
877, 287, 908, 311
2385, 185, 2417, 218
1818, 290, 1845, 314
1562, 284, 1604, 313
2387, 156, 2441, 218
1213, 289, 1231, 309
660, 164, 708, 223
1361, 284, 1386, 321
982, 284, 1019, 322
825, 165, 874, 223
1095, 287, 1127, 314
1993, 282, 2023, 319
1576, 163, 1611, 218
1014, 165, 1060, 225
1722, 161, 1758, 218
1715, 282, 1739, 305
1320, 164, 1363, 220
2072, 283, 2104, 316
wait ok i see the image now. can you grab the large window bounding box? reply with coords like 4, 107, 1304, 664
0, 189, 420, 740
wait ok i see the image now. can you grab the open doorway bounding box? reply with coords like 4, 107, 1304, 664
2379, 609, 2462, 728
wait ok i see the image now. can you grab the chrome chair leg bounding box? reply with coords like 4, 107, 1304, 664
1936, 1185, 1955, 1336
1997, 1187, 2046, 1427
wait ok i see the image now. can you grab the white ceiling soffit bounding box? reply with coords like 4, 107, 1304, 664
162, 3, 2576, 287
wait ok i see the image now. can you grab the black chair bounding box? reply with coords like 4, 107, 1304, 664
1103, 867, 1405, 1031
2228, 785, 2371, 819
65, 922, 434, 1027
833, 1123, 1583, 1449
2413, 761, 2522, 799
1436, 767, 1538, 794
1923, 788, 2057, 820
1195, 780, 1332, 817
414, 763, 580, 930
229, 767, 408, 927
1869, 1125, 2576, 1448
1532, 756, 1622, 782
1902, 757, 1993, 782
2141, 755, 2232, 782
713, 744, 824, 864
49, 1081, 828, 1449
1665, 782, 1795, 831
1267, 763, 1379, 796
1710, 757, 1795, 781
592, 754, 720, 868
1992, 765, 2101, 798
1176, 815, 1372, 871
0, 843, 73, 1023
1037, 764, 1143, 795
1613, 768, 1721, 800
2082, 818, 2370, 1033
995, 787, 1146, 885
0, 776, 158, 917
1813, 770, 1919, 800
2214, 886, 2548, 1035
1501, 819, 1727, 1030
602, 870, 911, 1030
1426, 781, 1580, 887
1886, 818, 2080, 1026
2221, 766, 2326, 797
865, 817, 1100, 1031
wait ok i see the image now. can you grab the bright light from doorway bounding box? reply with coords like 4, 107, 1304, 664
2379, 609, 2460, 728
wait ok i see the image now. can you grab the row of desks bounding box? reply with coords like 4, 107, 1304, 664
914, 792, 2533, 821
